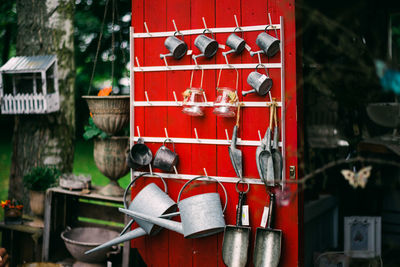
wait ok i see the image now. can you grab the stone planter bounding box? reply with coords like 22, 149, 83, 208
29, 190, 45, 227
82, 96, 130, 135
93, 136, 129, 196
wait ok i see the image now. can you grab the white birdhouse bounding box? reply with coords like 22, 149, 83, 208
0, 55, 60, 114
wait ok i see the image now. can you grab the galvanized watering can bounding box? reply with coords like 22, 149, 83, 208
243, 64, 273, 97
223, 28, 246, 56
160, 32, 188, 60
85, 173, 177, 254
119, 176, 228, 239
192, 29, 219, 63
250, 26, 280, 58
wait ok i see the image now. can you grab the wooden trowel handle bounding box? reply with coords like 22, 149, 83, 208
236, 103, 241, 127
269, 103, 274, 129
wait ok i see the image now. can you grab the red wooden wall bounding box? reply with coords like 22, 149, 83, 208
130, 0, 299, 266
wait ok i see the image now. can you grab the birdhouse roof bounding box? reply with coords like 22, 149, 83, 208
0, 55, 56, 73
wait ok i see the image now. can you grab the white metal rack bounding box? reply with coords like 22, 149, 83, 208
129, 16, 286, 184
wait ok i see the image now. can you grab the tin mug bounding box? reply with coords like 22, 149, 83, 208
242, 64, 273, 96
250, 26, 280, 58
223, 27, 246, 56
193, 29, 219, 58
153, 139, 179, 172
160, 32, 188, 60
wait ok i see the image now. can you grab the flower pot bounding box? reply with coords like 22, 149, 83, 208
4, 207, 22, 225
82, 96, 130, 135
28, 190, 45, 228
93, 136, 129, 196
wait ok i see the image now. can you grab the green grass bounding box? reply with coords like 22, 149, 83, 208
72, 139, 131, 189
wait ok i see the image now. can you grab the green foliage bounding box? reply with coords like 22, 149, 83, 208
83, 117, 109, 140
23, 167, 60, 191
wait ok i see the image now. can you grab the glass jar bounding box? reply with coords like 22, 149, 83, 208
213, 87, 238, 117
182, 88, 205, 116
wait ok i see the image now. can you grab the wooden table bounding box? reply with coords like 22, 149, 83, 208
42, 186, 134, 266
0, 218, 43, 266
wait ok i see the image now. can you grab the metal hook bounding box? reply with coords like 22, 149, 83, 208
135, 57, 142, 70
225, 129, 230, 142
192, 55, 199, 66
258, 130, 262, 142
268, 91, 272, 102
202, 91, 208, 103
173, 91, 180, 105
173, 166, 179, 176
268, 13, 278, 38
144, 22, 151, 35
234, 14, 240, 30
144, 91, 150, 103
164, 128, 169, 139
163, 56, 169, 68
172, 19, 179, 32
203, 167, 208, 177
202, 17, 208, 30
136, 126, 141, 138
149, 164, 153, 175
194, 128, 199, 140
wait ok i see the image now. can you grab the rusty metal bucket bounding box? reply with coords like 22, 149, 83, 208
119, 176, 228, 238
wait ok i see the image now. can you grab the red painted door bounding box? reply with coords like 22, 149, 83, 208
130, 0, 299, 266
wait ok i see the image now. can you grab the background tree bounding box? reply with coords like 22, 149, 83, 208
9, 0, 75, 207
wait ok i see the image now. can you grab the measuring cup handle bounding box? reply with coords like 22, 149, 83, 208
163, 138, 176, 152
177, 176, 228, 213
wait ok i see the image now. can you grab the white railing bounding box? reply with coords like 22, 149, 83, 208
1, 93, 54, 114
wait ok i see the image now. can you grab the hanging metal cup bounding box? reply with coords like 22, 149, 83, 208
223, 28, 246, 57
153, 139, 178, 172
160, 32, 188, 60
213, 67, 239, 117
192, 29, 219, 63
127, 137, 153, 169
243, 64, 273, 97
250, 26, 280, 58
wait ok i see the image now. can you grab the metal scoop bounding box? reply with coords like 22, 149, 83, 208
222, 181, 250, 267
253, 193, 282, 267
229, 104, 243, 178
257, 104, 275, 184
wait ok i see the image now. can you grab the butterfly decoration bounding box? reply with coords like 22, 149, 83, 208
341, 166, 372, 189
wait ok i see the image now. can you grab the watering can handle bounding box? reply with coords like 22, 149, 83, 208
177, 176, 228, 213
123, 172, 167, 209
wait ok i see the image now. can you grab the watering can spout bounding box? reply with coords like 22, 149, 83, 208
85, 227, 147, 255
119, 208, 184, 235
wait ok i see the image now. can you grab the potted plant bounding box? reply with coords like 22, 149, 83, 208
23, 166, 60, 227
1, 199, 23, 225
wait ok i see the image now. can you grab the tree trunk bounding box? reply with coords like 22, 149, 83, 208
9, 0, 75, 209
